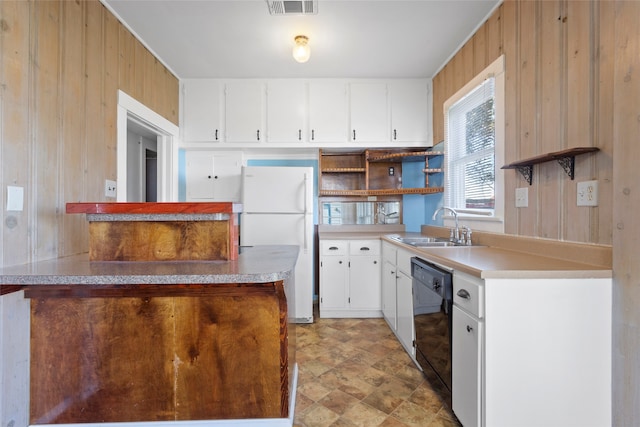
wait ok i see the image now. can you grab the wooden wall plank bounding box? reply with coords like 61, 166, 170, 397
537, 0, 564, 240
486, 4, 503, 64
1, 0, 31, 266
473, 22, 487, 75
516, 0, 538, 237
32, 0, 61, 260
118, 25, 135, 98
84, 0, 106, 226
595, 0, 614, 245
612, 2, 640, 425
103, 9, 119, 179
502, 0, 518, 235
59, 0, 88, 256
565, 0, 595, 242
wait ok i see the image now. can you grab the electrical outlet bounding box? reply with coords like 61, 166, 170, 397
105, 180, 117, 198
577, 180, 598, 206
515, 187, 528, 208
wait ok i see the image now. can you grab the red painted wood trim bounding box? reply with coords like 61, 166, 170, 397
66, 202, 242, 215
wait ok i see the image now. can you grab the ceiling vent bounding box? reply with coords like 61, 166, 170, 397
267, 0, 318, 15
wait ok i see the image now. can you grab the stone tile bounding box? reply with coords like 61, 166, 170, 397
340, 402, 389, 427
390, 401, 438, 427
299, 403, 340, 427
408, 383, 445, 413
294, 392, 316, 416
298, 379, 333, 402
319, 389, 361, 415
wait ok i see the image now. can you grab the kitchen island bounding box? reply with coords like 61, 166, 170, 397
0, 202, 299, 426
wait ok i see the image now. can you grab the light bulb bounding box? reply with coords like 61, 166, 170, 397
293, 35, 310, 63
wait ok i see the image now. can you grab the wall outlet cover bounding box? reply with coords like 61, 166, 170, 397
7, 186, 24, 211
577, 180, 598, 206
105, 180, 117, 198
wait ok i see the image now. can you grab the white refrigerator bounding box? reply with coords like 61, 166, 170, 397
241, 166, 314, 323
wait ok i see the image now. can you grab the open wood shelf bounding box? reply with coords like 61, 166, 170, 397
501, 147, 599, 185
319, 187, 444, 196
319, 148, 445, 197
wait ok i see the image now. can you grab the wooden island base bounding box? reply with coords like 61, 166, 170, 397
27, 282, 292, 424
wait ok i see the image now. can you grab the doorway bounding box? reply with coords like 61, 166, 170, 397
116, 90, 179, 202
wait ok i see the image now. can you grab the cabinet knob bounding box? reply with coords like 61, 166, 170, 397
339, 260, 343, 264
373, 260, 377, 264
207, 175, 212, 179
214, 176, 218, 179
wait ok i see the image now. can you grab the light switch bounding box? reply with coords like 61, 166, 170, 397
105, 180, 117, 198
515, 187, 528, 208
7, 186, 24, 211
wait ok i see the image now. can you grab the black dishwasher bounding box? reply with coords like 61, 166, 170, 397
411, 257, 453, 397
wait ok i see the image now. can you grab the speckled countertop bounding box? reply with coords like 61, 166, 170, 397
319, 226, 611, 280
0, 245, 298, 286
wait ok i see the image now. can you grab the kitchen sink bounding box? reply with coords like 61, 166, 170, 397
388, 235, 464, 247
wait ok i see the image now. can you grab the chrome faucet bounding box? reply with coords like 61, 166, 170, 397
432, 206, 460, 243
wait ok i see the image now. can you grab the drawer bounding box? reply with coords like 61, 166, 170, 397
320, 240, 348, 256
349, 240, 380, 256
453, 270, 484, 319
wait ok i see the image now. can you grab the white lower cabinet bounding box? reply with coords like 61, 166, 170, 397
452, 270, 483, 427
320, 240, 381, 318
450, 269, 612, 427
381, 241, 416, 358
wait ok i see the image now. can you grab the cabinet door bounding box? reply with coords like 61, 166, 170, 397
182, 80, 222, 142
349, 255, 381, 310
185, 151, 243, 201
382, 260, 397, 330
320, 255, 348, 311
225, 81, 264, 142
266, 80, 306, 143
309, 81, 348, 143
185, 151, 215, 200
452, 306, 482, 427
396, 270, 414, 356
390, 80, 429, 144
349, 82, 388, 143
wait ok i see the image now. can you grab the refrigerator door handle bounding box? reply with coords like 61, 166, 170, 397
303, 173, 309, 253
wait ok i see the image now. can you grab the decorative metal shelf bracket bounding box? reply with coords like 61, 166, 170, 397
555, 155, 576, 180
515, 165, 533, 185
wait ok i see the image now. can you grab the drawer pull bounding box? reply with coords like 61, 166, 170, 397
360, 247, 370, 251
466, 325, 473, 333
329, 246, 339, 250
457, 289, 471, 299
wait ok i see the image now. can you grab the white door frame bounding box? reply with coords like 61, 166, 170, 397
117, 90, 179, 202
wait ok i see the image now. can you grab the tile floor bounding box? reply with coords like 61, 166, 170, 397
293, 313, 462, 427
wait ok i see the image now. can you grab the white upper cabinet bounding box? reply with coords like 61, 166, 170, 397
266, 80, 306, 143
180, 78, 431, 147
185, 150, 243, 201
390, 80, 430, 144
308, 81, 348, 143
225, 81, 264, 143
182, 80, 222, 142
349, 82, 389, 143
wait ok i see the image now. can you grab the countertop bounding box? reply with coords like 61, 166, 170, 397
319, 227, 611, 279
0, 245, 298, 288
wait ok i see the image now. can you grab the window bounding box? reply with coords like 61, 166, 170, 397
444, 55, 504, 230
446, 78, 495, 212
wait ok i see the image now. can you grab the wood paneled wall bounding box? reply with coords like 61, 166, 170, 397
432, 0, 613, 245
434, 1, 640, 425
0, 0, 179, 267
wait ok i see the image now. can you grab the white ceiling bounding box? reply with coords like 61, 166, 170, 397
102, 0, 501, 80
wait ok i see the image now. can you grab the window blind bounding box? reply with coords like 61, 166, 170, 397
446, 77, 496, 213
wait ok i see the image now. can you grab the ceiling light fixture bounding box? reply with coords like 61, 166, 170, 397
292, 35, 310, 63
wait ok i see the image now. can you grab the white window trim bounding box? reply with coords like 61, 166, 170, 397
443, 55, 505, 233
